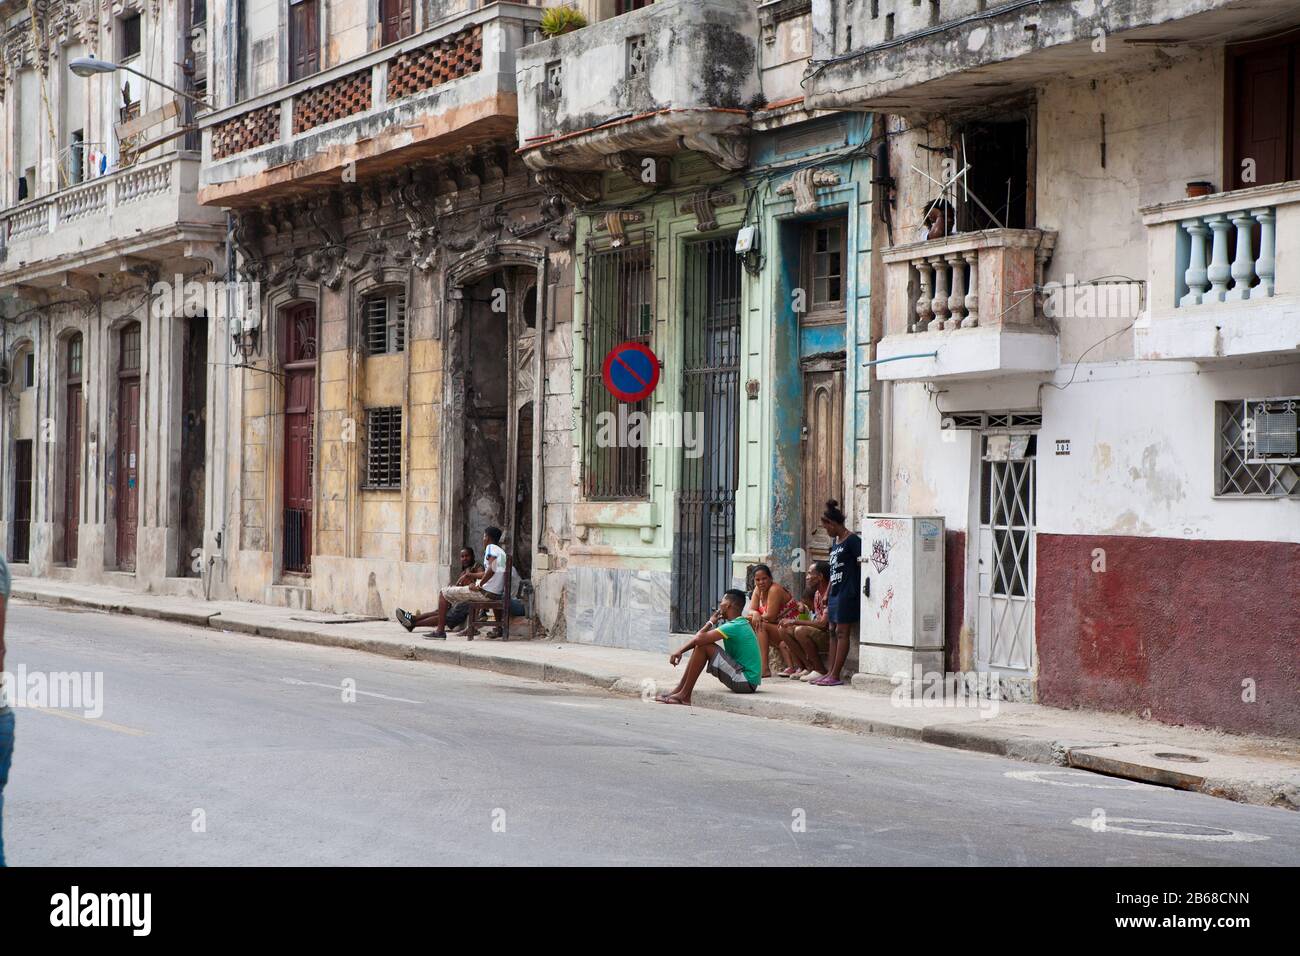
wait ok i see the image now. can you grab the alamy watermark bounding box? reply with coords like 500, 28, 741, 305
889, 666, 1003, 719
592, 406, 705, 459
1, 665, 104, 718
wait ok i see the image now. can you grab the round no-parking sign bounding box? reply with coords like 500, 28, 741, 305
602, 342, 660, 403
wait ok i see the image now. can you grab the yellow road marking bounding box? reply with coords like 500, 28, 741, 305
24, 708, 149, 736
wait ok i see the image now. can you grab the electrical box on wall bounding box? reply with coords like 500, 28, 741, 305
859, 514, 945, 678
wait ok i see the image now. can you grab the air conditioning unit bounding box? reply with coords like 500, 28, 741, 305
859, 514, 945, 678
1244, 398, 1300, 465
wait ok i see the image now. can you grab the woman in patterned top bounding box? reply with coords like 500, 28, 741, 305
744, 564, 804, 680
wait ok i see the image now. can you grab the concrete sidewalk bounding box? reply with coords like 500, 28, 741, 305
9, 576, 1299, 811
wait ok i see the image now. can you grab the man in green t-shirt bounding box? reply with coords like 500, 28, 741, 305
655, 589, 761, 705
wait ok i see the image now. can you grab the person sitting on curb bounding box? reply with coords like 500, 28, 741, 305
744, 564, 803, 680
655, 589, 761, 706
395, 547, 482, 634
779, 560, 832, 682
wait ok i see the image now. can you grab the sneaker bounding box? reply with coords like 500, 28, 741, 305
800, 671, 824, 683
395, 609, 415, 632
425, 630, 446, 641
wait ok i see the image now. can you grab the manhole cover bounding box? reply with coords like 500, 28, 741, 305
1152, 751, 1209, 763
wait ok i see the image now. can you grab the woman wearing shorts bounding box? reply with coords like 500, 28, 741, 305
815, 500, 860, 686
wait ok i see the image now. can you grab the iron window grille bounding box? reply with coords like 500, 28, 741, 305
1217, 399, 1300, 496
363, 289, 406, 355
68, 336, 83, 379
364, 406, 402, 489
121, 324, 141, 371
582, 238, 653, 500
944, 411, 1042, 432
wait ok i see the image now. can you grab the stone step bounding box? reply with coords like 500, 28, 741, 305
265, 583, 312, 611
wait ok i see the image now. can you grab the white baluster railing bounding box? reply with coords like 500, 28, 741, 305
5, 200, 53, 240
911, 251, 979, 331
55, 181, 109, 223
1178, 205, 1277, 306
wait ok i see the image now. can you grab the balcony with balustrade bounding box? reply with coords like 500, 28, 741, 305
804, 0, 1300, 113
196, 3, 540, 209
873, 228, 1059, 382
0, 152, 225, 288
515, 0, 759, 178
1135, 180, 1300, 363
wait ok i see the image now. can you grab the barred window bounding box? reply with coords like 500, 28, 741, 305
364, 406, 402, 489
363, 288, 406, 355
1216, 399, 1300, 497
68, 335, 83, 380
583, 241, 652, 500
120, 323, 141, 371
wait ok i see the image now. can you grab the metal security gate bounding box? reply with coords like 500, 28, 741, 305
673, 237, 741, 632
976, 433, 1036, 672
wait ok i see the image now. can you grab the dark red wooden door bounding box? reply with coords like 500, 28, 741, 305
65, 384, 82, 564
381, 0, 413, 45
281, 302, 317, 574
283, 369, 314, 573
289, 0, 320, 81
117, 377, 140, 571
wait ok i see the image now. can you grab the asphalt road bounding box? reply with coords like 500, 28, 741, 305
3, 602, 1297, 866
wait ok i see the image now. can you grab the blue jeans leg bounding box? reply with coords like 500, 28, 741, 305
0, 709, 14, 867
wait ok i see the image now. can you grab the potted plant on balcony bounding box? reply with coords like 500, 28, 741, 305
541, 7, 588, 38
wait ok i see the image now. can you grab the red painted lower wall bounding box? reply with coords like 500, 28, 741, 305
945, 530, 965, 674
1035, 533, 1300, 738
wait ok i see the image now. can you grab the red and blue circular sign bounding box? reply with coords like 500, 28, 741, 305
602, 342, 660, 403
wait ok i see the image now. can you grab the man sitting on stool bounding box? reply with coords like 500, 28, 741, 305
426, 526, 508, 641
395, 546, 482, 634
655, 589, 762, 705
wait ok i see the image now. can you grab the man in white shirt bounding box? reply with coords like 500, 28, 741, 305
427, 526, 507, 640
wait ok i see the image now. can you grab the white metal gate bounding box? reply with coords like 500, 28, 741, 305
976, 433, 1036, 672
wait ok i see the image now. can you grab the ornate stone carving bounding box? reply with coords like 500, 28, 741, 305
534, 169, 602, 206
678, 187, 737, 232
776, 167, 842, 214
593, 210, 646, 248
680, 130, 748, 171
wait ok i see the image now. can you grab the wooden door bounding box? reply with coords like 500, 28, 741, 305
801, 364, 844, 564
289, 0, 320, 81
12, 439, 33, 563
116, 377, 140, 571
281, 302, 317, 574
283, 370, 314, 573
380, 0, 413, 45
64, 384, 82, 564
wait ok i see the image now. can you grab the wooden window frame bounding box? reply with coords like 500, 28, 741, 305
799, 217, 848, 327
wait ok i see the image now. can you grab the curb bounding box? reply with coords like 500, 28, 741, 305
11, 585, 1298, 811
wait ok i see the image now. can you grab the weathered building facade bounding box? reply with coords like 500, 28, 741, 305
0, 0, 227, 594
516, 0, 881, 650
806, 0, 1300, 735
196, 1, 577, 621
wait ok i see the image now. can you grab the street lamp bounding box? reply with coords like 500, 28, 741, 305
68, 56, 211, 110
